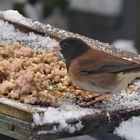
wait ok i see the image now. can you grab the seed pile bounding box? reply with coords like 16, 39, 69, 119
0, 42, 96, 106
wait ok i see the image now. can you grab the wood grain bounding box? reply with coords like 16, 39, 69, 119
0, 103, 33, 122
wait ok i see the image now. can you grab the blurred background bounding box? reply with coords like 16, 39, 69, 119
0, 0, 140, 140
0, 0, 139, 53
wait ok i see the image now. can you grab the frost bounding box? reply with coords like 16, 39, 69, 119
114, 116, 140, 140
0, 20, 58, 50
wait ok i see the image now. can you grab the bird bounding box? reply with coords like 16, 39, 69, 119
56, 37, 140, 105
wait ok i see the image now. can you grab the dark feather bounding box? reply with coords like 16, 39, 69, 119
79, 64, 140, 74
77, 51, 140, 74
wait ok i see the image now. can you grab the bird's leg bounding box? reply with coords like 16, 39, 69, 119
94, 94, 112, 101
77, 94, 112, 107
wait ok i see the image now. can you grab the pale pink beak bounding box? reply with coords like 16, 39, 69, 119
52, 45, 61, 51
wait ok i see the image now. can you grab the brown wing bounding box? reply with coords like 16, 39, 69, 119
77, 49, 140, 74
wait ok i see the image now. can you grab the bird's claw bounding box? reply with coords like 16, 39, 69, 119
77, 94, 111, 107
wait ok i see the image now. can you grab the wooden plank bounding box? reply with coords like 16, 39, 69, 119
0, 18, 61, 41
0, 128, 28, 140
0, 11, 140, 140
0, 118, 13, 130
0, 11, 140, 64
1, 107, 140, 140
0, 112, 31, 128
31, 107, 140, 140
0, 113, 31, 140
0, 102, 33, 122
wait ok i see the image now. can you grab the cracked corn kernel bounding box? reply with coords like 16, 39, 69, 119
0, 42, 99, 106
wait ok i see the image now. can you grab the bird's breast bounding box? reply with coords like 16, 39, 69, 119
73, 80, 111, 93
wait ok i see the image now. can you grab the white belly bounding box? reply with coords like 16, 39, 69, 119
73, 80, 111, 94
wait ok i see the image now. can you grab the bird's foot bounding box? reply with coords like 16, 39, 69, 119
77, 94, 112, 107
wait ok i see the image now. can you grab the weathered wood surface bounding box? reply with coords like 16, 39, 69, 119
0, 113, 31, 140
0, 11, 140, 140
0, 11, 140, 64
31, 107, 140, 140
0, 107, 140, 140
0, 102, 33, 122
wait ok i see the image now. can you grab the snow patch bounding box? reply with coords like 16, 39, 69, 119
0, 20, 58, 50
33, 102, 98, 134
114, 116, 140, 140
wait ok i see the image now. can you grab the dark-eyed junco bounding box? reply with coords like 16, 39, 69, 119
57, 37, 140, 97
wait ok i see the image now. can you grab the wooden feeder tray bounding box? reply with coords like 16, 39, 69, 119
0, 11, 140, 140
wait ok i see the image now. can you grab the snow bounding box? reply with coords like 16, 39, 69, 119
0, 20, 58, 50
0, 97, 97, 134
32, 80, 140, 134
1, 10, 140, 135
105, 80, 140, 111
33, 102, 98, 134
0, 11, 96, 134
33, 102, 96, 125
37, 121, 83, 135
1, 10, 33, 26
2, 10, 24, 22
0, 97, 47, 113
0, 97, 98, 134
106, 112, 111, 123
114, 116, 140, 140
111, 81, 140, 140
112, 39, 138, 54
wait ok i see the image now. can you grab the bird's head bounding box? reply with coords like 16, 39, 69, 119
59, 37, 90, 63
